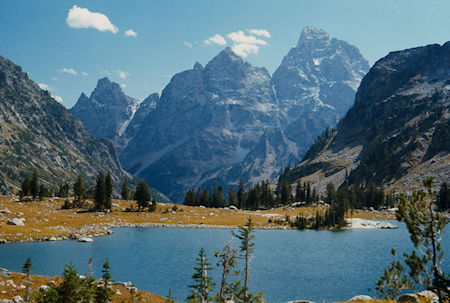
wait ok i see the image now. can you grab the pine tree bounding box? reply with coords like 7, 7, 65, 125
215, 241, 239, 302
295, 180, 302, 202
394, 179, 448, 303
228, 188, 238, 207
57, 263, 83, 303
73, 174, 86, 206
437, 182, 450, 211
95, 260, 114, 303
233, 218, 255, 301
38, 184, 50, 201
30, 169, 39, 201
134, 180, 151, 211
187, 248, 215, 303
237, 179, 247, 209
121, 178, 129, 201
184, 188, 196, 206
105, 172, 113, 209
280, 179, 291, 205
21, 177, 31, 199
22, 257, 33, 303
95, 173, 106, 210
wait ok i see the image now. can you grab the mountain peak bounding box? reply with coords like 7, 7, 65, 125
193, 62, 203, 71
297, 26, 330, 47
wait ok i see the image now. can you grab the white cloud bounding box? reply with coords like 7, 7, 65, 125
52, 95, 63, 103
81, 72, 88, 76
38, 83, 53, 91
117, 70, 129, 79
248, 29, 271, 38
52, 77, 58, 81
226, 29, 271, 58
204, 34, 227, 46
120, 84, 127, 88
231, 43, 259, 58
124, 29, 137, 37
184, 41, 193, 48
58, 68, 78, 75
66, 5, 118, 34
227, 30, 267, 45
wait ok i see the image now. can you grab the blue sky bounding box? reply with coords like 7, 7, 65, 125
0, 0, 449, 108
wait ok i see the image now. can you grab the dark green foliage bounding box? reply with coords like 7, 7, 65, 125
30, 169, 39, 201
134, 180, 152, 211
437, 182, 450, 211
279, 179, 292, 205
58, 183, 69, 199
184, 188, 197, 206
105, 172, 113, 210
376, 179, 449, 302
212, 186, 226, 208
187, 248, 215, 303
237, 179, 247, 209
73, 174, 85, 207
57, 263, 84, 303
38, 184, 50, 200
95, 260, 114, 303
35, 259, 115, 303
166, 289, 175, 303
121, 178, 129, 201
228, 188, 238, 207
94, 173, 107, 210
234, 218, 255, 292
21, 177, 31, 198
23, 257, 33, 303
215, 241, 239, 302
375, 249, 414, 299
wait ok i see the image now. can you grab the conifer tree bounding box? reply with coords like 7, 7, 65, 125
228, 188, 238, 207
134, 180, 151, 211
22, 257, 33, 303
38, 184, 50, 201
58, 263, 83, 303
233, 218, 255, 300
187, 248, 215, 303
30, 169, 39, 201
95, 260, 114, 303
237, 179, 247, 209
105, 172, 113, 209
73, 174, 85, 206
437, 182, 449, 211
121, 178, 129, 201
95, 173, 106, 210
21, 177, 31, 199
280, 179, 291, 205
215, 241, 239, 302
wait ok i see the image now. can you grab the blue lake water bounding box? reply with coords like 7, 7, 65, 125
0, 221, 449, 303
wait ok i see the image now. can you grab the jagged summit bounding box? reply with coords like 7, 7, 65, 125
193, 62, 203, 71
280, 41, 450, 194
0, 55, 128, 194
70, 77, 139, 142
297, 26, 331, 48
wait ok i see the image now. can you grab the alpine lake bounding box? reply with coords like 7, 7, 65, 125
1, 221, 449, 303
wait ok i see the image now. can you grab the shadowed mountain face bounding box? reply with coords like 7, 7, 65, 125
70, 78, 140, 147
70, 27, 369, 201
280, 42, 450, 194
0, 56, 129, 194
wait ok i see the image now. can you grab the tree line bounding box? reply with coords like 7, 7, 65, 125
19, 170, 156, 212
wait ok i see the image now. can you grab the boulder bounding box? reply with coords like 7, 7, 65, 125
11, 296, 24, 303
7, 218, 25, 226
229, 205, 238, 210
398, 293, 420, 303
0, 268, 10, 277
348, 295, 372, 301
416, 290, 438, 302
0, 209, 11, 214
77, 237, 93, 242
39, 285, 49, 292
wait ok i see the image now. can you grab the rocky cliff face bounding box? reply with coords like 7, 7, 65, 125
273, 26, 369, 154
70, 78, 139, 146
281, 42, 450, 193
69, 27, 369, 201
0, 56, 129, 194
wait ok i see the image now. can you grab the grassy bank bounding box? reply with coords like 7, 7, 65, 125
0, 196, 395, 243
